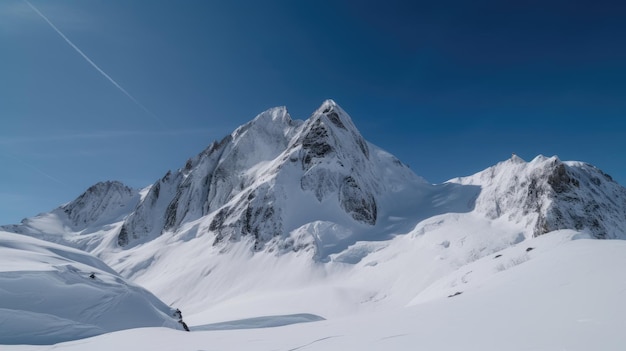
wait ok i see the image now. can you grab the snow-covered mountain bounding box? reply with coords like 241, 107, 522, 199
3, 100, 626, 348
3, 100, 476, 258
2, 181, 140, 251
449, 154, 626, 239
6, 101, 625, 257
115, 99, 438, 255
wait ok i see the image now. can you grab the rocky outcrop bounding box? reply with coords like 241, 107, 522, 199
297, 101, 378, 225
452, 155, 626, 239
339, 176, 377, 225
537, 160, 626, 238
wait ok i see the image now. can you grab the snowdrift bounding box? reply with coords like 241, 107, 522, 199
0, 231, 183, 345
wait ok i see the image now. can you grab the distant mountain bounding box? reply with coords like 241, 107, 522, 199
3, 100, 626, 327
449, 154, 626, 239
2, 181, 140, 251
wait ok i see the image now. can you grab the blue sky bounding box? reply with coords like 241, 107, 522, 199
1, 0, 625, 225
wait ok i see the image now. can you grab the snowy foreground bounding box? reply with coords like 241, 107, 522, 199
3, 229, 626, 350
0, 232, 183, 345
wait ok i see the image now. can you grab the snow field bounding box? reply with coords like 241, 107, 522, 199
0, 231, 182, 345
5, 230, 626, 350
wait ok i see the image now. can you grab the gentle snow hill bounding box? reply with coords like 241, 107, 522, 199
0, 231, 184, 345
5, 231, 626, 351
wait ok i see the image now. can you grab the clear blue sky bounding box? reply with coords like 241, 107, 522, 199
1, 0, 625, 225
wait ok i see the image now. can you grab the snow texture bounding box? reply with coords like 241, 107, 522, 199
0, 231, 183, 345
449, 154, 626, 239
4, 231, 626, 350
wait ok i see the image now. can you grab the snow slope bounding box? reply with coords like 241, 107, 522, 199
0, 231, 184, 345
5, 230, 626, 351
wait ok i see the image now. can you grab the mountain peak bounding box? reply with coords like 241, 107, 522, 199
530, 154, 559, 164
232, 106, 295, 141
249, 105, 291, 127
315, 99, 339, 115
310, 99, 358, 133
509, 153, 525, 164
321, 98, 337, 108
61, 181, 138, 230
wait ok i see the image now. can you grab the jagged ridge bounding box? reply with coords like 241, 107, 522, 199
451, 154, 626, 239
3, 101, 626, 261
115, 100, 416, 252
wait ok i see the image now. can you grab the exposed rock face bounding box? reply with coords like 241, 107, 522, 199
297, 102, 377, 225
116, 170, 185, 246
339, 176, 377, 225
538, 160, 626, 239
61, 181, 137, 230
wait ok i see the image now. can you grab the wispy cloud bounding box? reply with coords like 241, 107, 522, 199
0, 128, 217, 145
23, 0, 162, 125
2, 149, 68, 187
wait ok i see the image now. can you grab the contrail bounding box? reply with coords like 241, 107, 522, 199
23, 0, 161, 124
